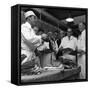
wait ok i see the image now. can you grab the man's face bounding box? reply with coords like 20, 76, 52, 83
54, 32, 58, 39
60, 31, 65, 39
33, 27, 39, 34
28, 15, 37, 23
67, 28, 72, 37
78, 23, 85, 32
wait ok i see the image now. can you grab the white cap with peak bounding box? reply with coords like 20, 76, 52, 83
25, 11, 36, 18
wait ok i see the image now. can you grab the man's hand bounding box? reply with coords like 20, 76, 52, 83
59, 46, 63, 51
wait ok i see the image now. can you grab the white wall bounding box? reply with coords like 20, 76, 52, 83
0, 0, 89, 89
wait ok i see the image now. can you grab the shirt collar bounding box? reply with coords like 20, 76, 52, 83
25, 21, 31, 28
67, 36, 73, 40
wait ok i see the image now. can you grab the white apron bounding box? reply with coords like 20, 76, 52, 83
78, 54, 86, 79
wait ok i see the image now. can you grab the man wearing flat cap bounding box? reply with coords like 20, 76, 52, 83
21, 11, 42, 65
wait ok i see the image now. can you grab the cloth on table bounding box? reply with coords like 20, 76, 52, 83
58, 48, 77, 68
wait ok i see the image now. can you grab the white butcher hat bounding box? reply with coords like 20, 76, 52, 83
25, 11, 36, 18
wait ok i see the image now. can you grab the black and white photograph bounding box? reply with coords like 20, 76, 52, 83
11, 4, 88, 85
20, 5, 88, 84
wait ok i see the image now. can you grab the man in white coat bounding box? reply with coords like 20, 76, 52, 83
21, 11, 42, 65
59, 28, 77, 62
77, 22, 86, 79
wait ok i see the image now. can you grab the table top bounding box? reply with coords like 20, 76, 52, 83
21, 66, 81, 83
